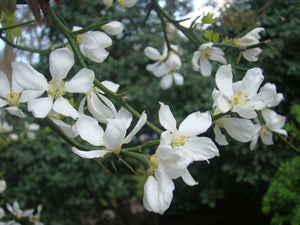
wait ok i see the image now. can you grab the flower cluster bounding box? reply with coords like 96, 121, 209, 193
0, 0, 290, 218
0, 201, 43, 225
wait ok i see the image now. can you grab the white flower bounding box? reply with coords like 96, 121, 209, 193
24, 122, 40, 140
103, 0, 113, 8
13, 47, 94, 119
0, 120, 13, 133
192, 42, 227, 76
29, 205, 43, 225
86, 81, 119, 124
143, 169, 174, 215
74, 26, 112, 63
145, 45, 183, 89
0, 70, 36, 118
6, 201, 34, 219
101, 21, 124, 35
213, 116, 260, 145
258, 83, 284, 108
117, 0, 137, 8
213, 65, 274, 119
234, 27, 265, 61
0, 180, 6, 194
157, 102, 219, 181
72, 109, 147, 158
250, 109, 287, 149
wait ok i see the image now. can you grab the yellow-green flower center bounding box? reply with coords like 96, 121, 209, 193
260, 125, 270, 137
76, 33, 86, 44
6, 91, 19, 106
229, 91, 248, 106
150, 154, 159, 168
48, 79, 66, 99
171, 133, 188, 148
201, 48, 212, 59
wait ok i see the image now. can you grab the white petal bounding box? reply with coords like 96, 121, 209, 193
215, 64, 234, 98
0, 71, 10, 98
0, 99, 8, 107
102, 21, 124, 35
261, 133, 274, 145
116, 107, 133, 129
213, 125, 228, 145
72, 147, 110, 159
49, 47, 74, 80
51, 118, 78, 138
160, 74, 173, 90
103, 119, 127, 150
241, 67, 264, 98
123, 111, 147, 144
76, 115, 104, 146
173, 73, 184, 86
6, 106, 26, 118
242, 48, 262, 61
65, 68, 94, 93
146, 62, 168, 77
12, 62, 48, 90
250, 136, 259, 150
179, 111, 212, 136
144, 47, 162, 60
28, 96, 53, 118
232, 104, 257, 119
212, 89, 232, 113
165, 53, 181, 70
52, 97, 79, 119
200, 58, 212, 76
221, 117, 258, 142
158, 102, 177, 132
143, 170, 174, 215
181, 169, 198, 186
101, 80, 120, 93
81, 46, 109, 63
185, 137, 219, 161
191, 51, 201, 71
19, 89, 45, 103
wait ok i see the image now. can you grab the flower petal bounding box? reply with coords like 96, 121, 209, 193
65, 68, 94, 93
200, 58, 212, 76
12, 62, 48, 90
72, 147, 110, 159
144, 47, 162, 60
213, 125, 228, 145
179, 111, 212, 136
6, 106, 26, 118
158, 102, 177, 132
192, 51, 201, 71
185, 136, 219, 161
19, 89, 45, 103
123, 111, 147, 144
241, 67, 264, 98
160, 74, 173, 90
76, 115, 104, 146
221, 117, 258, 142
181, 169, 198, 186
0, 71, 10, 98
28, 96, 53, 118
49, 47, 74, 80
215, 64, 234, 98
103, 119, 127, 150
52, 97, 79, 119
51, 118, 78, 138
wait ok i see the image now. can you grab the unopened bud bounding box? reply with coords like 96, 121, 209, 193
102, 21, 124, 36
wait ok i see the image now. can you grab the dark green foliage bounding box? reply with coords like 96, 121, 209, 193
262, 156, 300, 225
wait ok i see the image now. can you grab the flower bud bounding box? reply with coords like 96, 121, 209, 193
102, 21, 124, 36
0, 179, 7, 194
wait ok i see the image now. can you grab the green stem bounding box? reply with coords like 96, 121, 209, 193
120, 151, 151, 169
49, 7, 87, 68
0, 35, 50, 54
278, 134, 300, 153
123, 139, 160, 152
0, 19, 36, 32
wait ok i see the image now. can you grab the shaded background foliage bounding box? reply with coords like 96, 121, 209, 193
1, 0, 300, 224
